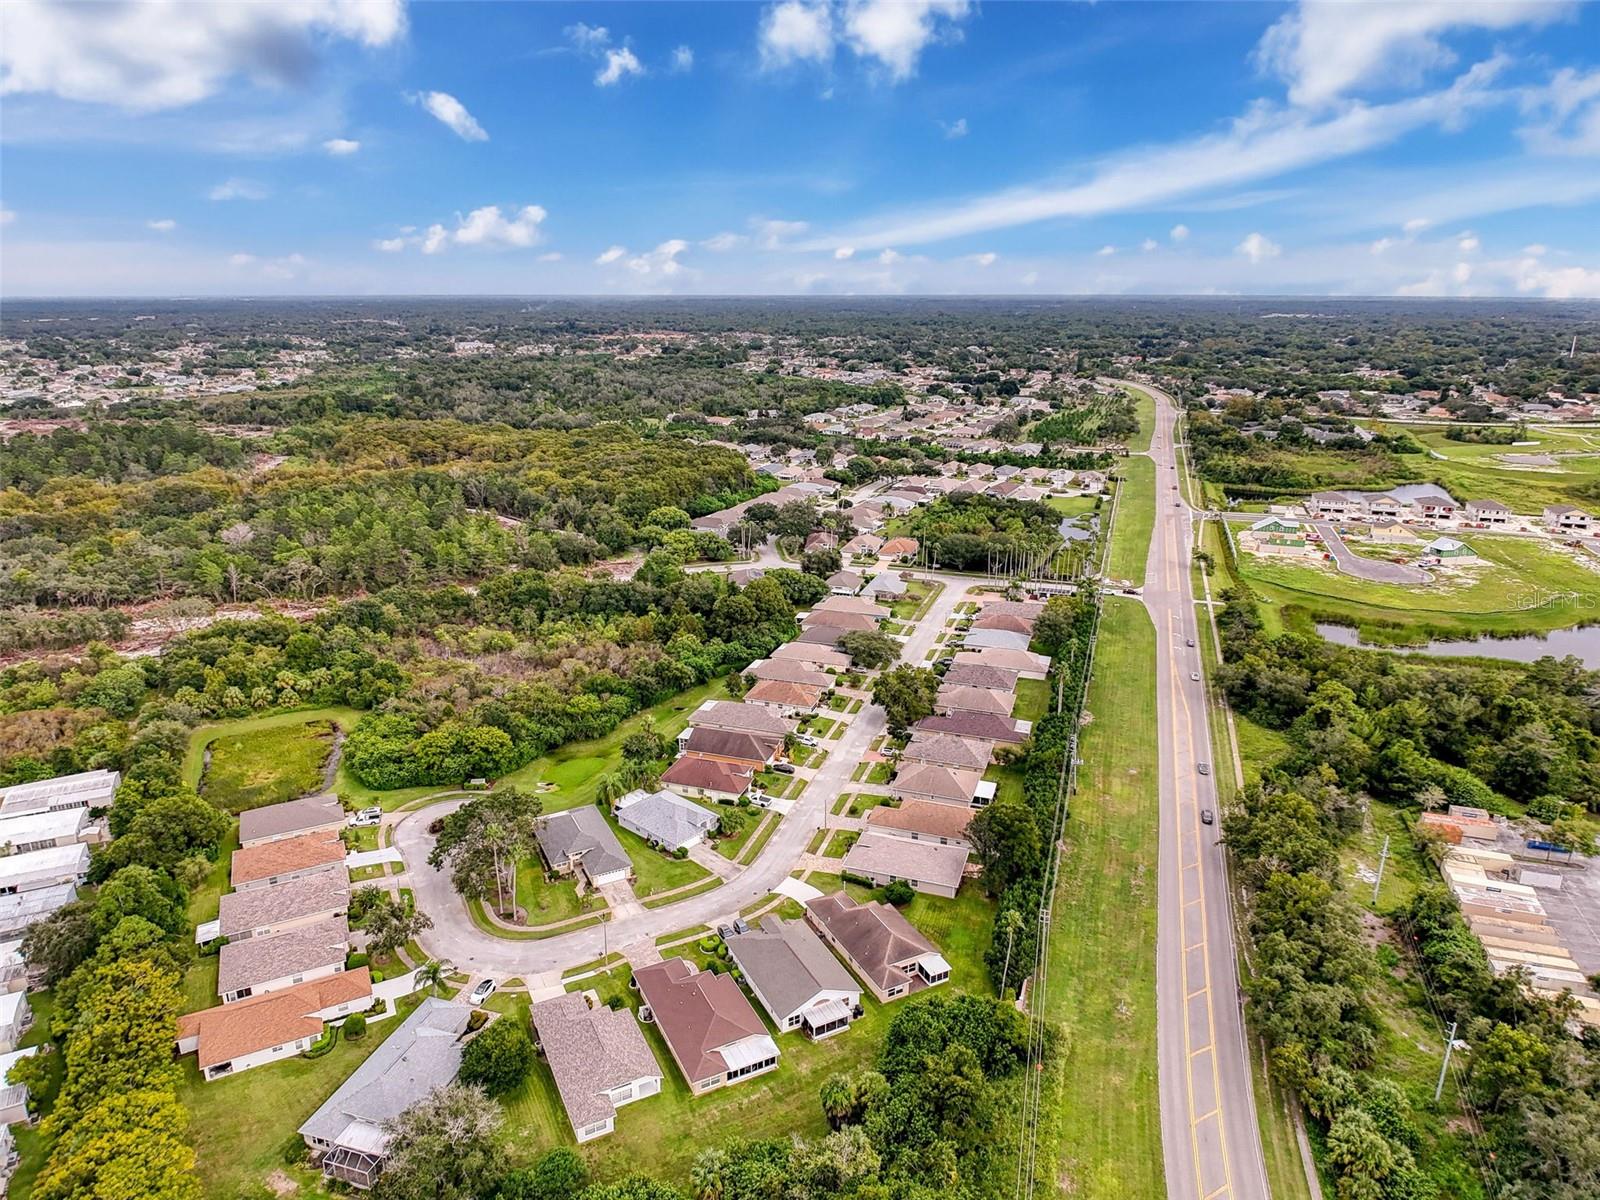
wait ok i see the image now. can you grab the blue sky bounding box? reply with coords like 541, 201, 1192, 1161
2, 0, 1599, 297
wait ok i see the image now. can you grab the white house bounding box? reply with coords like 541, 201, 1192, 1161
531, 992, 662, 1142
1545, 504, 1592, 534
217, 914, 351, 1004
0, 1047, 39, 1126
178, 970, 373, 1082
614, 788, 719, 852
0, 843, 89, 896
0, 992, 29, 1055
726, 917, 861, 1039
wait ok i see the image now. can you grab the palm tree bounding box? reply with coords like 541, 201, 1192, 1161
483, 821, 509, 915
689, 1148, 726, 1200
819, 1074, 855, 1129
415, 960, 448, 997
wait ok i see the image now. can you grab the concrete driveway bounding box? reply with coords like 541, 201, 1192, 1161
1311, 521, 1430, 585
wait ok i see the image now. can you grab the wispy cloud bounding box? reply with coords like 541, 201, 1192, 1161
322, 138, 360, 156
941, 117, 968, 139
597, 48, 644, 87
413, 91, 487, 141
146, 218, 176, 232
208, 177, 267, 201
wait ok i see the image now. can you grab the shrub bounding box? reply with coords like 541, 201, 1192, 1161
879, 879, 916, 906
460, 1014, 535, 1097
606, 995, 623, 1010
345, 951, 370, 971
343, 1014, 368, 1040
673, 846, 688, 859
467, 1009, 489, 1032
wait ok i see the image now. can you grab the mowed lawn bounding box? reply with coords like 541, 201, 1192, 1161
178, 993, 427, 1199
1120, 384, 1158, 453
1038, 597, 1164, 1199
1106, 455, 1156, 587
1239, 532, 1600, 637
499, 881, 996, 1186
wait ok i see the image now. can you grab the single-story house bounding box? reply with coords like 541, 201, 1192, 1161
805, 893, 951, 1003
0, 882, 77, 941
300, 998, 475, 1190
880, 537, 920, 559
218, 914, 351, 1004
531, 992, 662, 1142
219, 867, 350, 941
952, 647, 1049, 679
901, 732, 992, 773
865, 799, 976, 849
178, 969, 373, 1082
1369, 522, 1419, 544
891, 761, 988, 808
0, 1047, 39, 1126
811, 595, 883, 619
804, 531, 838, 553
770, 642, 852, 671
842, 832, 970, 899
978, 599, 1045, 622
535, 808, 633, 888
634, 957, 780, 1094
913, 712, 1028, 745
680, 726, 781, 769
239, 795, 347, 848
0, 843, 89, 896
941, 662, 1021, 692
686, 700, 792, 739
0, 806, 92, 856
827, 570, 865, 596
802, 609, 879, 634
960, 628, 1034, 653
726, 917, 861, 1039
971, 612, 1035, 636
659, 755, 753, 803
1425, 537, 1477, 560
935, 685, 1015, 719
0, 939, 24, 994
747, 659, 832, 688
614, 788, 719, 852
862, 572, 909, 599
0, 769, 119, 819
231, 832, 346, 892
0, 991, 30, 1054
1544, 504, 1592, 533
743, 679, 825, 715
793, 624, 848, 647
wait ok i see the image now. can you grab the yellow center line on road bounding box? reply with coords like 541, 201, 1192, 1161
1168, 508, 1236, 1200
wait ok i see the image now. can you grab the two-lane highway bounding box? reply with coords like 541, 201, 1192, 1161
1138, 384, 1271, 1200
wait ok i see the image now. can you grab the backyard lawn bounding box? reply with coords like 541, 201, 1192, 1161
1036, 597, 1163, 1199
1011, 677, 1052, 723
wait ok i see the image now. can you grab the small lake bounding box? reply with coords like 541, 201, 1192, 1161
1059, 515, 1098, 542
1316, 622, 1600, 668
1384, 483, 1458, 503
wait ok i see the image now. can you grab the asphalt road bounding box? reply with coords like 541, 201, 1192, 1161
1310, 520, 1430, 585
391, 566, 972, 980
1139, 384, 1272, 1200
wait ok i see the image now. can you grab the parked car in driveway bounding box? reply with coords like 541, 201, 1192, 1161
467, 978, 497, 1006
348, 806, 382, 828
773, 763, 796, 775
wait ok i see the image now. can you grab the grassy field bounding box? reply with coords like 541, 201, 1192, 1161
1237, 531, 1600, 638
1012, 676, 1052, 723
200, 719, 337, 813
1121, 384, 1158, 453
1106, 455, 1156, 587
497, 880, 995, 1185
183, 706, 363, 793
1036, 597, 1164, 1200
1392, 424, 1600, 514
177, 992, 427, 1199
1047, 494, 1101, 519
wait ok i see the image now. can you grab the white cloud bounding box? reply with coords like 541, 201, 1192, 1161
537, 251, 563, 262
702, 232, 746, 252
1403, 217, 1431, 235
1519, 66, 1600, 155
626, 239, 690, 276
0, 209, 16, 226
1236, 232, 1282, 263
967, 252, 997, 266
596, 245, 627, 264
566, 23, 611, 50
422, 225, 448, 255
1020, 270, 1039, 286
374, 237, 406, 253
1510, 254, 1600, 298
1453, 261, 1473, 283
450, 204, 547, 248
208, 177, 266, 201
1170, 224, 1190, 242
802, 63, 1510, 251
146, 218, 177, 232
843, 0, 972, 82
756, 218, 809, 248
1256, 0, 1570, 108
834, 246, 855, 260
942, 117, 968, 139
415, 91, 487, 141
596, 47, 644, 86
322, 137, 360, 156
672, 45, 694, 72
228, 252, 255, 266
1141, 239, 1158, 252
760, 2, 835, 69
1096, 244, 1116, 257
1457, 232, 1480, 252
1523, 243, 1548, 256
877, 248, 901, 265
1370, 237, 1397, 255
0, 0, 404, 110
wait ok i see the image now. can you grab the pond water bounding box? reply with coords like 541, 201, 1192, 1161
1385, 482, 1458, 503
1316, 622, 1600, 668
1058, 514, 1098, 542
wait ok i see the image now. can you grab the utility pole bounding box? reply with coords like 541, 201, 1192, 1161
1435, 1021, 1458, 1103
1371, 834, 1390, 907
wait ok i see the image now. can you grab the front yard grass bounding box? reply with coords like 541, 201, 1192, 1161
515, 859, 603, 925
611, 816, 712, 897
821, 829, 859, 857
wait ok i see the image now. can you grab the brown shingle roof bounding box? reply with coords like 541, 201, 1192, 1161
880, 537, 920, 556
231, 831, 345, 888
913, 712, 1026, 744
682, 727, 780, 766
218, 867, 349, 938
745, 678, 824, 708
531, 992, 660, 1131
866, 800, 975, 841
217, 914, 349, 996
972, 612, 1035, 635
805, 894, 939, 991
747, 660, 832, 687
688, 701, 791, 737
660, 755, 752, 796
902, 732, 992, 771
237, 796, 345, 846
634, 958, 768, 1083
941, 663, 1020, 691
891, 761, 982, 804
179, 969, 371, 1069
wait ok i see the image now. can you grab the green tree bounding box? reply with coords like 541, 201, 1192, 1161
871, 665, 941, 735
968, 799, 1043, 896
838, 629, 901, 670
373, 1082, 507, 1200
459, 1014, 535, 1097
500, 1148, 589, 1200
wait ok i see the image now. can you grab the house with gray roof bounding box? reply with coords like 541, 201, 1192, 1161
219, 867, 350, 941
300, 997, 474, 1190
535, 807, 632, 888
842, 832, 970, 899
725, 917, 860, 1039
239, 795, 346, 848
614, 788, 718, 852
218, 914, 350, 1004
959, 628, 1033, 653
531, 992, 661, 1142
